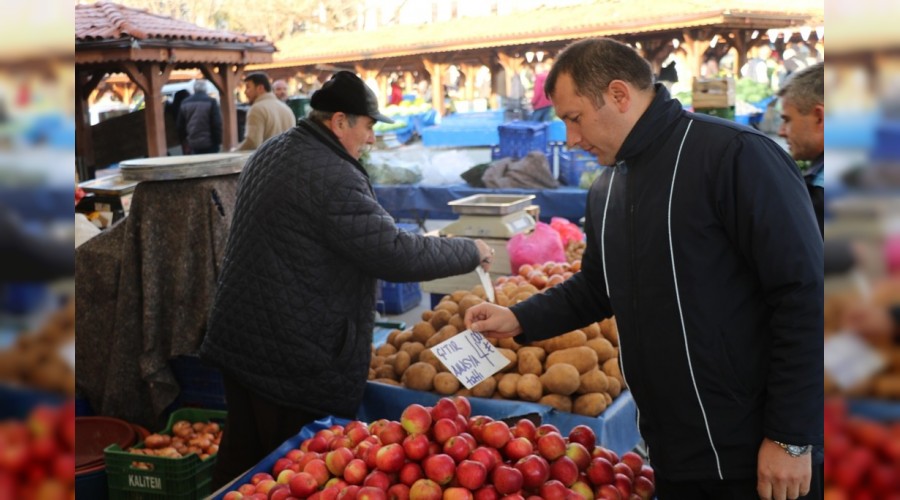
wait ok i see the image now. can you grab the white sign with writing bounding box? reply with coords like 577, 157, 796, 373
824, 332, 887, 390
430, 330, 511, 389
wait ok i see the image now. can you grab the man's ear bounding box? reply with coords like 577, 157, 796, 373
813, 104, 824, 131
607, 80, 630, 112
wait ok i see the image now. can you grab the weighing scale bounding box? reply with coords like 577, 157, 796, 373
423, 194, 537, 297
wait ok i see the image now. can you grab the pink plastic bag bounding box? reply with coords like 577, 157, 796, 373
549, 217, 584, 245
507, 222, 567, 274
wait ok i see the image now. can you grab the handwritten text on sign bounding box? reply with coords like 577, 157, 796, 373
430, 330, 511, 389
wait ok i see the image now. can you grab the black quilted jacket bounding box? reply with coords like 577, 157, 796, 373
200, 119, 481, 417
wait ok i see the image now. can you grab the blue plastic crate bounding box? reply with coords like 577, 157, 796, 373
421, 124, 499, 147
170, 355, 227, 410
559, 148, 601, 187
547, 120, 566, 142
497, 121, 548, 160
0, 283, 50, 315
377, 281, 421, 315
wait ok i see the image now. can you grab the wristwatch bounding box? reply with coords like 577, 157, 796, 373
773, 440, 813, 457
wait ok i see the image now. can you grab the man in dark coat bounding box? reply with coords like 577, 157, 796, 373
176, 80, 222, 154
465, 38, 823, 500
201, 71, 494, 487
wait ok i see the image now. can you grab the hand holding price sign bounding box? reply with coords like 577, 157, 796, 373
430, 330, 511, 389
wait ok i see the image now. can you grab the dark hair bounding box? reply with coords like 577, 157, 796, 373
244, 72, 272, 92
545, 38, 654, 108
308, 109, 359, 127
778, 62, 823, 114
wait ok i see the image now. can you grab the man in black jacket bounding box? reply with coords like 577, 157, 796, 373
201, 71, 494, 487
176, 80, 222, 154
465, 39, 823, 500
779, 62, 824, 237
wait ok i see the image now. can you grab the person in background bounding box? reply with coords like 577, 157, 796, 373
778, 62, 824, 237
201, 71, 495, 488
389, 80, 403, 106
166, 89, 191, 153
464, 38, 822, 500
234, 72, 295, 151
272, 79, 289, 103
176, 80, 222, 155
530, 70, 553, 121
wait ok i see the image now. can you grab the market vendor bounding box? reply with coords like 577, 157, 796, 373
200, 70, 494, 488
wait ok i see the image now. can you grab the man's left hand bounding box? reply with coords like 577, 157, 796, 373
757, 438, 811, 500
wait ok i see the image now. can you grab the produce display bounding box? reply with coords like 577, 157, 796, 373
0, 400, 75, 499
0, 300, 75, 395
222, 396, 655, 499
824, 398, 900, 499
368, 264, 624, 418
126, 418, 223, 465
564, 241, 585, 265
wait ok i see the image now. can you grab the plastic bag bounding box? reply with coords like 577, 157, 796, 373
549, 217, 584, 245
507, 222, 567, 274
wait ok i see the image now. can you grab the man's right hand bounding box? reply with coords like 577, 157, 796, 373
464, 303, 522, 339
474, 239, 494, 272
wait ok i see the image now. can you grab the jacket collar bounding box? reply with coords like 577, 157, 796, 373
253, 92, 279, 104
805, 152, 824, 179
615, 83, 685, 166
297, 118, 370, 179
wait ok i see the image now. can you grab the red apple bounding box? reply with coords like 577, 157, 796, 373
538, 479, 569, 500
632, 475, 654, 500
473, 485, 500, 500
467, 416, 493, 443
481, 421, 512, 449
378, 421, 407, 446
239, 484, 257, 496
345, 458, 369, 485
276, 469, 296, 485
613, 474, 632, 498
638, 465, 653, 483
223, 492, 245, 500
567, 426, 597, 454
431, 399, 460, 422
332, 436, 355, 450
286, 449, 305, 462
455, 459, 488, 490
595, 484, 622, 500
347, 425, 372, 446
453, 396, 472, 419
433, 419, 459, 444
443, 436, 473, 463
592, 448, 618, 465
402, 404, 434, 436
550, 456, 580, 487
375, 443, 406, 473
511, 419, 537, 443
337, 485, 360, 500
305, 458, 331, 487
536, 433, 567, 461
273, 457, 294, 477
565, 443, 592, 471
535, 424, 561, 439
618, 452, 643, 478
255, 479, 278, 495
444, 487, 475, 500
364, 470, 392, 492
388, 483, 410, 500
423, 454, 456, 486
456, 415, 470, 436
491, 465, 523, 495
358, 486, 388, 500
459, 432, 477, 450
587, 457, 615, 486
252, 473, 275, 485
409, 478, 443, 500
569, 479, 593, 500
400, 462, 425, 486
364, 444, 383, 469
403, 434, 430, 462
289, 472, 319, 498
469, 446, 499, 473
515, 455, 550, 490
612, 463, 633, 482
502, 437, 533, 462
320, 486, 342, 500
268, 484, 292, 500
327, 448, 356, 476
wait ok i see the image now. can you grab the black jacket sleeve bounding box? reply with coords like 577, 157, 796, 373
717, 133, 823, 446
210, 99, 223, 148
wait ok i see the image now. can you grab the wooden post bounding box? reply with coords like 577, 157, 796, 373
75, 70, 105, 180
201, 63, 244, 150
423, 57, 445, 117
459, 63, 479, 107
122, 61, 172, 158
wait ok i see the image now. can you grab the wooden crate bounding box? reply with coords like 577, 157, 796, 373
692, 77, 735, 108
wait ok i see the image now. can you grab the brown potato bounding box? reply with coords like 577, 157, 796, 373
470, 377, 497, 398
412, 322, 436, 344
546, 346, 599, 374
573, 393, 608, 417
433, 372, 461, 395
497, 373, 521, 399
577, 368, 610, 394
540, 363, 581, 396
399, 342, 426, 363
586, 337, 616, 362
516, 373, 543, 401
375, 343, 397, 357
539, 394, 573, 413
393, 350, 411, 376
518, 351, 543, 376
517, 346, 546, 363
497, 348, 517, 372
533, 330, 587, 353
429, 309, 452, 330
402, 362, 437, 392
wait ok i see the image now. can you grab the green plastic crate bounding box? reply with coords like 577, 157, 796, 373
104, 408, 227, 500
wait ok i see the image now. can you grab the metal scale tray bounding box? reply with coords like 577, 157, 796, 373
447, 194, 536, 215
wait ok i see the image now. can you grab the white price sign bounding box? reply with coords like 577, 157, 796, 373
824, 332, 887, 390
430, 330, 511, 389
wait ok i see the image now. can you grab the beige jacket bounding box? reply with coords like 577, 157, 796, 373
236, 93, 296, 151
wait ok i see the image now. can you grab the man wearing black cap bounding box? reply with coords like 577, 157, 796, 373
201, 71, 495, 487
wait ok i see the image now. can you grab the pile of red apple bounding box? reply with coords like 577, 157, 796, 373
824, 398, 900, 499
497, 260, 581, 291
223, 396, 654, 500
0, 400, 75, 499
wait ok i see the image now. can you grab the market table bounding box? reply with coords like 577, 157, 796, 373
373, 183, 589, 223
75, 174, 239, 429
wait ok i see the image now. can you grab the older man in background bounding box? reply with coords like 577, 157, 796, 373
234, 72, 295, 151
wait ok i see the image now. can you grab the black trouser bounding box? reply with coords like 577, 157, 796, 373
190, 145, 220, 154
211, 375, 326, 490
656, 462, 823, 500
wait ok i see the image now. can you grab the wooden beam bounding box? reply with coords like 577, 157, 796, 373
75, 71, 97, 179
202, 64, 244, 150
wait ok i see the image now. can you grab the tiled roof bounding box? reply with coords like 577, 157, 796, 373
272, 0, 822, 66
75, 1, 266, 43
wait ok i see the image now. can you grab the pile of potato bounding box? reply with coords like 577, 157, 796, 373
0, 300, 75, 395
565, 240, 586, 264
127, 420, 223, 466
369, 283, 624, 418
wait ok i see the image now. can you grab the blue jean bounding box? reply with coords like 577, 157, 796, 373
530, 106, 553, 122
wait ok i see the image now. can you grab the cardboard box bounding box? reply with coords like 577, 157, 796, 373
692, 77, 735, 108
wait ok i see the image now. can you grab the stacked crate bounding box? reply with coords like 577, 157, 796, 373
692, 77, 735, 120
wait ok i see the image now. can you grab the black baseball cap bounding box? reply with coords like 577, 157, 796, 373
310, 71, 394, 124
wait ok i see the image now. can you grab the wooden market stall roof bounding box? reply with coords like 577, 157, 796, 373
260, 0, 823, 69
75, 1, 276, 179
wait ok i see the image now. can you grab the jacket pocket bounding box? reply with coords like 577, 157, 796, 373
713, 329, 751, 404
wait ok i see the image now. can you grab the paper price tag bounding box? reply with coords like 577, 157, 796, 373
430, 330, 511, 389
824, 332, 887, 390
